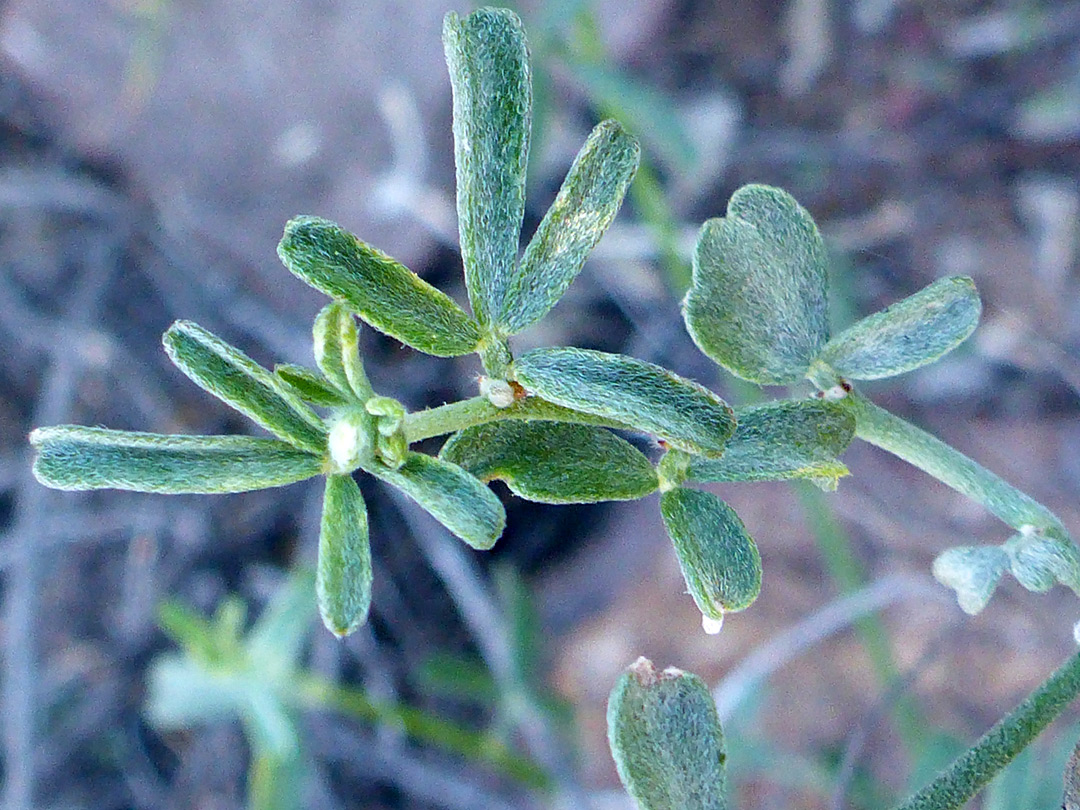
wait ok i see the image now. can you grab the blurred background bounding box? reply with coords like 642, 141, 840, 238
2, 0, 1080, 807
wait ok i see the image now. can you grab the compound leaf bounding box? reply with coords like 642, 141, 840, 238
278, 217, 482, 357
687, 399, 854, 490
443, 8, 531, 328
505, 120, 639, 333
818, 276, 981, 380
607, 657, 728, 810
317, 474, 372, 637
513, 348, 734, 457
660, 488, 761, 620
368, 452, 506, 550
313, 302, 370, 399
932, 545, 1010, 615
440, 421, 657, 503
30, 427, 323, 494
684, 184, 829, 384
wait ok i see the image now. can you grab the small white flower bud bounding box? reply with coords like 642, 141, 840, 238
328, 414, 370, 473
479, 377, 515, 409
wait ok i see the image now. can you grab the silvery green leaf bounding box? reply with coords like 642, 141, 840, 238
278, 217, 482, 357
247, 569, 316, 677
660, 488, 761, 619
145, 653, 252, 730
932, 545, 1009, 615
440, 421, 657, 503
30, 427, 323, 494
513, 348, 734, 456
504, 120, 639, 333
684, 184, 829, 384
317, 475, 372, 638
607, 657, 728, 810
274, 364, 349, 407
443, 8, 531, 327
313, 302, 370, 399
817, 276, 981, 379
163, 320, 326, 453
1004, 531, 1080, 594
368, 452, 506, 550
687, 399, 854, 489
242, 688, 300, 759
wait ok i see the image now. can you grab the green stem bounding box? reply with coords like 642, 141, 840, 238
403, 395, 630, 444
845, 392, 1067, 537
892, 648, 1080, 810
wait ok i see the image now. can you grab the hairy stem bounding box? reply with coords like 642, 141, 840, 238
893, 648, 1080, 810
845, 392, 1067, 537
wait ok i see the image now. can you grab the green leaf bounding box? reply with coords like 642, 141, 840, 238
274, 364, 349, 407
440, 421, 657, 503
443, 8, 531, 327
313, 302, 370, 399
247, 569, 317, 677
368, 451, 506, 550
684, 184, 829, 384
163, 320, 326, 453
607, 657, 728, 810
278, 217, 482, 357
660, 488, 762, 621
317, 475, 372, 637
932, 545, 1010, 615
504, 120, 639, 333
512, 348, 734, 456
1004, 531, 1080, 594
30, 427, 323, 494
687, 399, 854, 490
817, 276, 981, 380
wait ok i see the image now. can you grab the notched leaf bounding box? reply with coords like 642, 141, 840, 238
607, 656, 728, 810
443, 7, 531, 327
660, 488, 762, 619
30, 427, 323, 494
318, 474, 372, 637
932, 545, 1009, 615
505, 120, 639, 333
512, 347, 734, 457
163, 321, 327, 454
817, 276, 981, 380
684, 184, 829, 384
1004, 531, 1080, 595
440, 421, 657, 503
278, 217, 482, 357
687, 399, 854, 488
368, 451, 506, 550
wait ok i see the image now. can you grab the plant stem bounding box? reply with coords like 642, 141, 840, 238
845, 392, 1067, 537
892, 648, 1080, 810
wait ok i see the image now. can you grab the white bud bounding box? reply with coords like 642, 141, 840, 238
479, 377, 515, 408
328, 415, 369, 473
701, 613, 724, 635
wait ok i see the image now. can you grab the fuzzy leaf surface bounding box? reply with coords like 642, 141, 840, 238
1004, 532, 1080, 594
163, 321, 326, 453
369, 452, 506, 550
932, 545, 1010, 615
660, 488, 761, 618
818, 276, 981, 379
317, 475, 372, 637
684, 184, 829, 384
440, 421, 657, 503
30, 427, 323, 494
513, 348, 734, 456
607, 657, 728, 810
278, 217, 482, 357
687, 399, 854, 489
274, 364, 349, 407
443, 8, 531, 327
313, 302, 369, 398
505, 120, 639, 333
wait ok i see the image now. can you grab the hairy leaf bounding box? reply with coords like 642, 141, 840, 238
278, 217, 482, 357
513, 348, 734, 456
684, 184, 829, 384
317, 475, 372, 637
313, 302, 370, 398
369, 452, 506, 550
274, 364, 349, 407
818, 276, 981, 379
440, 421, 657, 503
660, 488, 761, 619
687, 399, 854, 489
607, 657, 728, 810
30, 427, 323, 494
932, 545, 1009, 615
1004, 531, 1080, 595
164, 321, 326, 453
443, 8, 531, 327
505, 120, 639, 333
